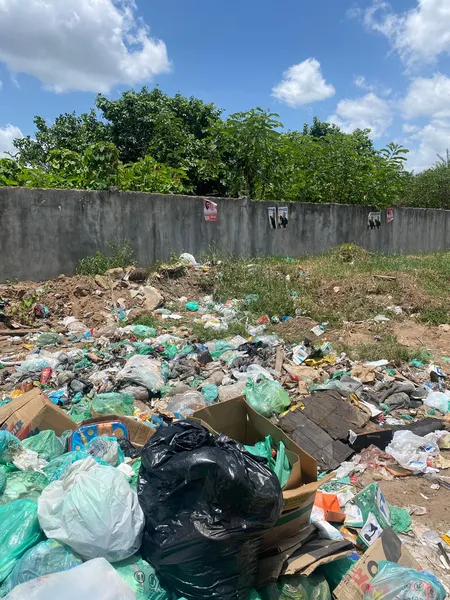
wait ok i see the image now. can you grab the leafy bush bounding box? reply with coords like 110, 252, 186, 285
77, 240, 136, 275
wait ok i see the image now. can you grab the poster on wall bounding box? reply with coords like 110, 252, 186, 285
386, 207, 394, 223
277, 206, 289, 229
203, 199, 218, 222
268, 207, 277, 229
368, 211, 381, 230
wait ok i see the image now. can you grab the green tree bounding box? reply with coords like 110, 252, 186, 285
14, 111, 109, 167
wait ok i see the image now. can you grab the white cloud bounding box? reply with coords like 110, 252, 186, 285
329, 93, 392, 138
272, 58, 335, 107
403, 73, 450, 119
0, 0, 170, 93
406, 118, 450, 171
402, 123, 419, 134
353, 75, 391, 96
364, 0, 450, 66
0, 80, 3, 91
0, 124, 23, 157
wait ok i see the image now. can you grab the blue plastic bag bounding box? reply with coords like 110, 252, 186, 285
363, 561, 446, 600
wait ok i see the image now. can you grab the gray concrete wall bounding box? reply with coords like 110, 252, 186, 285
1, 187, 449, 282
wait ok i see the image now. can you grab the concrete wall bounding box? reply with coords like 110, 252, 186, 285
1, 187, 449, 282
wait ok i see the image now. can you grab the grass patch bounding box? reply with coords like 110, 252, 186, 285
77, 240, 136, 276
417, 307, 450, 325
132, 312, 159, 328
337, 335, 430, 364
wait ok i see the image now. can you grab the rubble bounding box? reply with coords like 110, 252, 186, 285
0, 256, 449, 598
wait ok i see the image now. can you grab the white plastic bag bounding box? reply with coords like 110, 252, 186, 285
4, 558, 135, 600
385, 430, 440, 474
38, 458, 144, 562
424, 391, 450, 415
117, 355, 164, 392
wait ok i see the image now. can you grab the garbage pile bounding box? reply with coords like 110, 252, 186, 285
0, 258, 449, 598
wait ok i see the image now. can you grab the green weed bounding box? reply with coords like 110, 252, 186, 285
77, 240, 136, 275
132, 312, 159, 328
338, 335, 430, 364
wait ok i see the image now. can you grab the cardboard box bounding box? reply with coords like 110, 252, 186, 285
193, 398, 323, 547
79, 414, 155, 448
0, 389, 77, 440
334, 527, 420, 600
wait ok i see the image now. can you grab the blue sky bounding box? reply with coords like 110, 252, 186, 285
0, 0, 450, 171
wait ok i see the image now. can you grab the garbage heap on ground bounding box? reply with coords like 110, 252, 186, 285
0, 258, 449, 599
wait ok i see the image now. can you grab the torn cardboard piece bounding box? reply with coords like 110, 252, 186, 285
0, 389, 76, 440
334, 527, 420, 600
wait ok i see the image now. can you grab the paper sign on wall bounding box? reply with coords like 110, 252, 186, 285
387, 208, 394, 223
277, 206, 289, 229
268, 207, 277, 229
203, 199, 218, 222
368, 212, 381, 230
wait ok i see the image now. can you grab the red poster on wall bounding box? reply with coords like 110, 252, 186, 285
203, 199, 218, 222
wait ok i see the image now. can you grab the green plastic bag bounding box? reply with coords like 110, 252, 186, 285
162, 344, 178, 360
0, 539, 82, 597
260, 574, 331, 600
132, 325, 157, 338
130, 458, 141, 490
245, 378, 291, 417
0, 471, 6, 495
363, 561, 446, 600
389, 504, 412, 533
186, 301, 199, 312
22, 430, 64, 461
91, 392, 134, 416
69, 399, 92, 423
43, 451, 90, 482
114, 554, 171, 600
0, 431, 21, 464
202, 384, 219, 404
0, 471, 49, 505
245, 435, 291, 487
0, 499, 43, 583
36, 333, 63, 348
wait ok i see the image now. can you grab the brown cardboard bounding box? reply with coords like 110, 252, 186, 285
194, 398, 319, 505
284, 538, 353, 576
80, 414, 155, 447
334, 527, 420, 600
0, 389, 77, 440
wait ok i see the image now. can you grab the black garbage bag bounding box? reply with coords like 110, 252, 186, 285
138, 421, 283, 600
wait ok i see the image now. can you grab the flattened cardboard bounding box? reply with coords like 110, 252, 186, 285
0, 389, 77, 439
194, 398, 319, 511
334, 527, 420, 600
284, 538, 353, 576
80, 414, 155, 447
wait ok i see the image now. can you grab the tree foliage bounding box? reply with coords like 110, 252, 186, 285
2, 86, 436, 207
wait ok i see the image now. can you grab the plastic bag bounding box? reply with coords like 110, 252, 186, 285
118, 355, 164, 392
385, 430, 440, 474
132, 325, 157, 338
22, 430, 64, 461
245, 435, 291, 488
0, 499, 43, 583
69, 399, 92, 423
165, 391, 208, 417
91, 392, 135, 416
86, 436, 124, 466
0, 471, 49, 505
16, 359, 49, 374
36, 333, 63, 348
114, 554, 171, 600
363, 561, 446, 600
202, 384, 219, 404
0, 539, 83, 597
138, 421, 282, 600
43, 451, 106, 482
260, 574, 331, 600
0, 432, 21, 464
3, 557, 136, 600
245, 377, 291, 417
38, 458, 144, 562
424, 391, 450, 415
